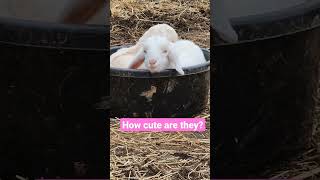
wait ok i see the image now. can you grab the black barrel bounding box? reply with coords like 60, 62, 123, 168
110, 46, 210, 118
212, 2, 320, 178
3, 11, 108, 180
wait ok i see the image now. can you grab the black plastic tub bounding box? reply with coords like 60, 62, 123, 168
110, 46, 210, 118
3, 15, 108, 179
212, 2, 320, 178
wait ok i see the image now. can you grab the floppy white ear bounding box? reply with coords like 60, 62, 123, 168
110, 44, 140, 61
168, 43, 185, 75
128, 47, 145, 69
174, 63, 185, 75
176, 66, 184, 75
170, 59, 185, 75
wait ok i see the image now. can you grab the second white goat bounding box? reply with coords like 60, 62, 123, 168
128, 36, 206, 75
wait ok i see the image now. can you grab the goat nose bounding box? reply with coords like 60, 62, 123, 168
149, 59, 157, 65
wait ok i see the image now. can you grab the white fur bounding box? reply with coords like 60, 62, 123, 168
137, 24, 178, 44
128, 36, 206, 75
110, 53, 146, 69
110, 24, 178, 68
168, 40, 207, 75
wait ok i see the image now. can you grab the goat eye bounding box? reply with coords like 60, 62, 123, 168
144, 50, 147, 53
163, 50, 168, 53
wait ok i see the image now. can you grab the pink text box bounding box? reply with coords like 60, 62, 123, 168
120, 118, 206, 132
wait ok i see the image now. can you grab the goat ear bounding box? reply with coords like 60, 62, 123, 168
111, 44, 140, 61
128, 48, 145, 69
175, 64, 185, 75
170, 60, 185, 75
167, 43, 184, 75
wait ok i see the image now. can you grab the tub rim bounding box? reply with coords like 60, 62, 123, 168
228, 1, 320, 26
0, 16, 107, 51
110, 46, 210, 78
214, 1, 320, 46
214, 19, 320, 47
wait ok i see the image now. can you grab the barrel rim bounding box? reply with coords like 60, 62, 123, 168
214, 19, 320, 47
228, 1, 320, 25
214, 2, 320, 46
0, 16, 107, 50
110, 46, 210, 78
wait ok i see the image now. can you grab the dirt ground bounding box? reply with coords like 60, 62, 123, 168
110, 0, 210, 48
262, 88, 320, 180
110, 0, 210, 179
110, 0, 320, 179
